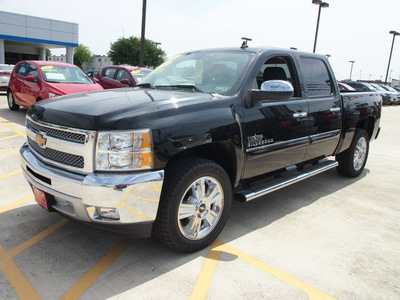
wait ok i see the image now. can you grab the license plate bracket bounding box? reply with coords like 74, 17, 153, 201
32, 185, 54, 211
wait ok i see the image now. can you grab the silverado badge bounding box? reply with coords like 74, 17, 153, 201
247, 134, 274, 148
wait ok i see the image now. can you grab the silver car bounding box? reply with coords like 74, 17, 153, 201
0, 64, 15, 91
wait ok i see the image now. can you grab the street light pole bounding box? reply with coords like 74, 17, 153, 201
384, 30, 400, 85
140, 0, 147, 67
312, 0, 329, 53
349, 60, 355, 80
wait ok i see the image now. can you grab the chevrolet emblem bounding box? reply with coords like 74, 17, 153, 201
36, 134, 47, 148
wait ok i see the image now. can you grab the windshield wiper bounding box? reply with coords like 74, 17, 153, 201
155, 85, 203, 93
136, 82, 155, 89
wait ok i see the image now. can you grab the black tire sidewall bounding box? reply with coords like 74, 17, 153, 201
336, 129, 369, 177
7, 91, 19, 111
154, 158, 232, 252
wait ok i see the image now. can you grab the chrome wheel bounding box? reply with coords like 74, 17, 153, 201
177, 176, 224, 240
353, 137, 367, 171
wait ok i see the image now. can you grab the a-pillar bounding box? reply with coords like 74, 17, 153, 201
66, 46, 74, 64
0, 39, 5, 64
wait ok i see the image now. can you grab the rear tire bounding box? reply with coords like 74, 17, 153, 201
336, 129, 369, 177
153, 158, 232, 252
7, 90, 19, 111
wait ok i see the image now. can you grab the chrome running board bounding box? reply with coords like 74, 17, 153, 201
237, 160, 338, 202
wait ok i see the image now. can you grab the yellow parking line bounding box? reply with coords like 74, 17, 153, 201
190, 241, 222, 300
0, 169, 22, 181
60, 238, 132, 300
0, 134, 20, 141
192, 240, 337, 300
0, 149, 19, 157
0, 119, 26, 137
8, 219, 69, 258
0, 243, 41, 300
0, 194, 33, 214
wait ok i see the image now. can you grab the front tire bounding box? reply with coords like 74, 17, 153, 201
336, 129, 369, 177
153, 158, 232, 252
7, 90, 19, 111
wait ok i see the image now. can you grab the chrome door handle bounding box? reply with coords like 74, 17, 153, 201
293, 112, 308, 118
330, 107, 341, 112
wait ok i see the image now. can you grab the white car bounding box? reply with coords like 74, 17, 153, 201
0, 64, 15, 91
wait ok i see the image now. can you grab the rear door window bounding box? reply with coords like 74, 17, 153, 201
300, 57, 333, 97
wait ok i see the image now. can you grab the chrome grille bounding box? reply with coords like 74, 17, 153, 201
28, 138, 84, 168
26, 116, 97, 173
27, 118, 85, 144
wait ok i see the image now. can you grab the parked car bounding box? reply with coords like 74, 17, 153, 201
0, 64, 15, 91
337, 82, 356, 91
341, 81, 389, 105
21, 46, 381, 252
370, 83, 397, 105
378, 84, 400, 104
97, 65, 152, 89
7, 60, 103, 111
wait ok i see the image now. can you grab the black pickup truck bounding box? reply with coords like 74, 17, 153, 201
20, 46, 381, 252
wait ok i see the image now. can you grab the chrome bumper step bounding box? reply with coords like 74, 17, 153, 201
236, 160, 338, 202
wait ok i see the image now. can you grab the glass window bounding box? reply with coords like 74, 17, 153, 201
16, 63, 28, 77
40, 65, 93, 84
103, 68, 116, 79
139, 51, 254, 95
300, 57, 333, 97
257, 56, 300, 97
116, 70, 131, 82
27, 64, 38, 79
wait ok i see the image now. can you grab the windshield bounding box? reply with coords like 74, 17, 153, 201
40, 65, 94, 84
371, 84, 386, 91
139, 51, 254, 95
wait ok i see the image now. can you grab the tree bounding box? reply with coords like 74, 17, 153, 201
73, 44, 92, 68
45, 49, 51, 60
108, 37, 166, 68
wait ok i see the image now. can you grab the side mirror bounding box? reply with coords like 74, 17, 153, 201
92, 77, 99, 83
260, 80, 294, 99
120, 78, 132, 85
252, 80, 294, 102
25, 75, 37, 83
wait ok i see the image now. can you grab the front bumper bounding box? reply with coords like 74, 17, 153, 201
20, 143, 164, 234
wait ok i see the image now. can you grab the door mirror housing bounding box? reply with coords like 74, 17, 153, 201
25, 75, 37, 83
259, 80, 294, 100
251, 80, 294, 104
120, 78, 132, 86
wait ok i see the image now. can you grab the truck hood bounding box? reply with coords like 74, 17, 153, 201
28, 88, 214, 130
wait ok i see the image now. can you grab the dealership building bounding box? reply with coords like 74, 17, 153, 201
0, 11, 78, 65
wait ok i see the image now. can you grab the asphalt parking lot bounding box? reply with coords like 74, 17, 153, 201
0, 93, 399, 300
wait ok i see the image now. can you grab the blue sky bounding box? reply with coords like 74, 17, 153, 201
1, 0, 400, 81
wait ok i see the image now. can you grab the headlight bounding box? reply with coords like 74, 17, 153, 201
95, 130, 153, 171
48, 93, 60, 98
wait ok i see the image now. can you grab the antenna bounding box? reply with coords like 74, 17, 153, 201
241, 37, 252, 49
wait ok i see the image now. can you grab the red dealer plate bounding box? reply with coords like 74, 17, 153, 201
32, 185, 49, 210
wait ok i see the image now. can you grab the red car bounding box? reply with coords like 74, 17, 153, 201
97, 65, 152, 89
7, 60, 103, 111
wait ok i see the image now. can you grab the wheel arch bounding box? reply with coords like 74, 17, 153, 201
164, 141, 240, 186
356, 115, 375, 140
